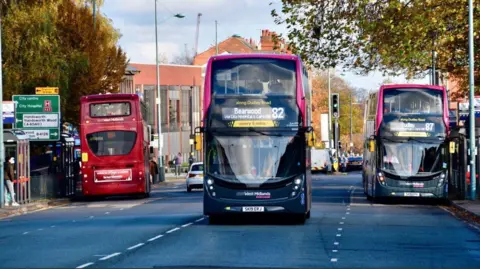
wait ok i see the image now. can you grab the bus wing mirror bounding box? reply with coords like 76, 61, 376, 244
449, 141, 456, 154
195, 134, 202, 151
368, 140, 375, 152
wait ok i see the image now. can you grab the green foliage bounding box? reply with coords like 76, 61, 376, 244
272, 0, 480, 96
2, 0, 127, 124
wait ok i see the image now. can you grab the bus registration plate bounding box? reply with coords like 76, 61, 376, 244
404, 192, 420, 197
242, 206, 264, 212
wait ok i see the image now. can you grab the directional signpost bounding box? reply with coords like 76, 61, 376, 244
13, 95, 61, 141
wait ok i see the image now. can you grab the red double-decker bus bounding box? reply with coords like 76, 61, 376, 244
79, 94, 152, 197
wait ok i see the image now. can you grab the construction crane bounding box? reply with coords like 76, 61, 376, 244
194, 13, 202, 56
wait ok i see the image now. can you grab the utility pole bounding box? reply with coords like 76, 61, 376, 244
468, 0, 476, 200
0, 2, 4, 208
155, 0, 165, 182
327, 69, 332, 151
350, 92, 353, 152
215, 20, 218, 55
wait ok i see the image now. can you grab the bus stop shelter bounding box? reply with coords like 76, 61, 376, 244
4, 129, 30, 204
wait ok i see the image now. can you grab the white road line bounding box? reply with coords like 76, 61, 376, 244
181, 222, 193, 228
347, 208, 350, 211
119, 208, 124, 211
23, 232, 29, 235
166, 227, 180, 234
331, 258, 338, 262
332, 250, 338, 253
38, 228, 43, 231
338, 228, 343, 231
195, 217, 205, 222
342, 217, 346, 220
127, 243, 144, 250
346, 212, 350, 215
89, 216, 94, 219
340, 222, 344, 225
334, 242, 339, 245
336, 234, 342, 237
105, 212, 110, 215
76, 262, 94, 268
99, 252, 121, 261
51, 225, 56, 228
147, 235, 164, 242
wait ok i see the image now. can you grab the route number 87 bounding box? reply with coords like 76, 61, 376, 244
425, 123, 434, 131
272, 107, 285, 119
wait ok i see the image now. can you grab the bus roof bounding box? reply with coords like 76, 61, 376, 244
208, 53, 299, 62
80, 93, 140, 102
379, 84, 445, 91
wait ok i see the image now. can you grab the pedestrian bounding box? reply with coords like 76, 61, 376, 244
4, 156, 19, 207
149, 157, 158, 184
188, 152, 195, 167
175, 152, 183, 176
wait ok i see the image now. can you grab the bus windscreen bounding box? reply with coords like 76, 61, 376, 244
380, 88, 446, 137
90, 102, 131, 117
212, 59, 296, 96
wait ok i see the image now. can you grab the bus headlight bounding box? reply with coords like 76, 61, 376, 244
207, 179, 213, 185
377, 172, 385, 185
436, 173, 446, 187
294, 177, 302, 185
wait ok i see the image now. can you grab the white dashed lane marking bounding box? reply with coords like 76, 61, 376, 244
166, 227, 180, 234
99, 252, 121, 261
127, 243, 144, 250
147, 234, 164, 242
76, 262, 94, 268
181, 222, 193, 228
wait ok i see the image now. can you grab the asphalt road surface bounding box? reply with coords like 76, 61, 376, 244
0, 172, 479, 268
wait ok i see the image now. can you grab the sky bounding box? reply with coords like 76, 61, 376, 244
101, 0, 429, 91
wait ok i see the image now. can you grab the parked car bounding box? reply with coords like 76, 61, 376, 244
186, 162, 204, 192
347, 155, 363, 171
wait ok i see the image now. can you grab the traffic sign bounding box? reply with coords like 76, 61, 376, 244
13, 95, 61, 141
36, 87, 59, 95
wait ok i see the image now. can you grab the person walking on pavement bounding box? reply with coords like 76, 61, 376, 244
4, 156, 19, 207
188, 152, 195, 168
149, 157, 158, 184
175, 153, 183, 177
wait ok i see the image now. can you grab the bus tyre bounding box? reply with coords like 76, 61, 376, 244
208, 215, 222, 225
293, 214, 306, 224
306, 211, 311, 219
187, 186, 192, 193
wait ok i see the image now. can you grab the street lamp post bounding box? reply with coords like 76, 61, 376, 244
327, 69, 332, 150
0, 2, 4, 208
154, 0, 184, 182
468, 0, 476, 200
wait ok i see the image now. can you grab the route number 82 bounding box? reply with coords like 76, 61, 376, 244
272, 107, 285, 119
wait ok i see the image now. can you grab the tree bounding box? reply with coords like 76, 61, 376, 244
310, 70, 363, 149
171, 45, 194, 65
158, 53, 169, 64
272, 0, 480, 96
2, 0, 128, 124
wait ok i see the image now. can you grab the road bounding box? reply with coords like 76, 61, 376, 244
0, 172, 479, 268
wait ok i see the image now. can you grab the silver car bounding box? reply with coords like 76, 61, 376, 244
186, 162, 204, 192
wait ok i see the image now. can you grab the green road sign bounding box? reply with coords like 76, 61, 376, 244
13, 95, 61, 141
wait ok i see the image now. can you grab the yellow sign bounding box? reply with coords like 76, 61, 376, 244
82, 153, 88, 162
396, 132, 429, 137
36, 87, 59, 95
449, 141, 456, 154
232, 120, 275, 128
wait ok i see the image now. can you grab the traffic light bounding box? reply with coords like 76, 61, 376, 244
338, 141, 342, 149
331, 93, 340, 118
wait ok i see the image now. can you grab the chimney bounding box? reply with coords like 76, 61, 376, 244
260, 29, 275, 51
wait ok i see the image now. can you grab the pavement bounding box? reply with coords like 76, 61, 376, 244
0, 171, 479, 268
